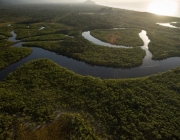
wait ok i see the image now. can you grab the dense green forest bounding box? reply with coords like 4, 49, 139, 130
0, 47, 32, 70
147, 29, 180, 59
57, 7, 180, 60
0, 35, 5, 40
90, 28, 143, 47
171, 22, 180, 27
0, 23, 32, 70
1, 59, 180, 139
0, 39, 13, 50
0, 24, 13, 37
0, 4, 180, 60
23, 34, 68, 42
13, 23, 77, 40
0, 3, 180, 140
23, 36, 145, 68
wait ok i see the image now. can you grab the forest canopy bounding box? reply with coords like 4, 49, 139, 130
1, 59, 180, 139
0, 3, 180, 140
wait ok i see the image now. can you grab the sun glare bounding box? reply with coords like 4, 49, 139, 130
148, 0, 178, 16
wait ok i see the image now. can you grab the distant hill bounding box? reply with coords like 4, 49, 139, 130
83, 0, 96, 5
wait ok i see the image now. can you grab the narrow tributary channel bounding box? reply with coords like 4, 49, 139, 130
0, 30, 180, 80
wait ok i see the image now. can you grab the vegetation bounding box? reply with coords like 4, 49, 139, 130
16, 113, 102, 140
0, 35, 5, 40
171, 22, 180, 27
0, 47, 32, 70
147, 28, 180, 60
60, 12, 114, 30
0, 23, 33, 70
23, 34, 69, 42
0, 4, 180, 60
1, 3, 180, 140
0, 24, 13, 37
14, 23, 75, 40
91, 28, 143, 47
0, 24, 32, 70
1, 59, 180, 139
23, 37, 146, 68
0, 39, 13, 50
58, 7, 180, 59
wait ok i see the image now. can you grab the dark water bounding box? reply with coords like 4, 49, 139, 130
82, 31, 131, 48
0, 30, 180, 80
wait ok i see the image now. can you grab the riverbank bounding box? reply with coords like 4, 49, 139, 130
1, 4, 180, 140
1, 28, 180, 80
23, 38, 145, 68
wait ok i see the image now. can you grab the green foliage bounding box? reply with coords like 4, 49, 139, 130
0, 114, 14, 140
171, 22, 180, 27
0, 39, 13, 50
147, 28, 180, 60
1, 59, 180, 139
1, 3, 180, 140
0, 47, 32, 70
23, 34, 68, 42
91, 29, 143, 47
14, 23, 70, 40
23, 37, 145, 68
0, 35, 5, 40
16, 113, 102, 140
1, 4, 180, 60
0, 24, 13, 37
59, 13, 114, 30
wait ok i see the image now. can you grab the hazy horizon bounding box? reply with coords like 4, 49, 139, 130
0, 0, 153, 4
1, 0, 180, 17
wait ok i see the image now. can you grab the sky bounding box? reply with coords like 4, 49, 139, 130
2, 0, 179, 17
69, 0, 147, 2
3, 0, 179, 4
14, 0, 151, 4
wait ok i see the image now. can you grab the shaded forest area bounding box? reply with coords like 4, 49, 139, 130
0, 24, 32, 70
1, 59, 180, 139
0, 3, 180, 140
23, 35, 145, 68
91, 28, 143, 47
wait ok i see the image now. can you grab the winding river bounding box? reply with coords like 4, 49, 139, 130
0, 29, 180, 80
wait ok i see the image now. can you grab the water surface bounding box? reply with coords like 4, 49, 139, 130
82, 31, 132, 48
0, 30, 180, 80
39, 27, 45, 30
156, 23, 179, 28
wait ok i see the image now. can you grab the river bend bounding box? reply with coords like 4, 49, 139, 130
0, 30, 180, 80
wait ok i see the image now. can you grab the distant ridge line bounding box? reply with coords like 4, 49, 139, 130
83, 0, 96, 5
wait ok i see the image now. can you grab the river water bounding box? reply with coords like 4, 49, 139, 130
0, 29, 180, 80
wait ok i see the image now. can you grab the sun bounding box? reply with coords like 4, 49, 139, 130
148, 0, 178, 16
